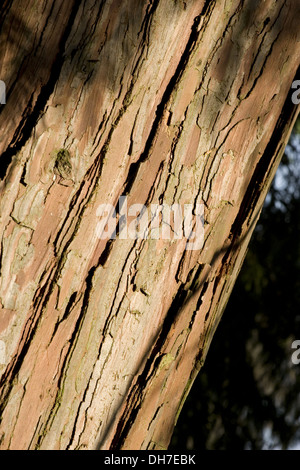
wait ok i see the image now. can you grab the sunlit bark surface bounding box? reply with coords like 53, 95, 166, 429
0, 0, 299, 449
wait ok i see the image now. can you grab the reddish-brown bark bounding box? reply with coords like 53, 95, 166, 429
0, 0, 299, 449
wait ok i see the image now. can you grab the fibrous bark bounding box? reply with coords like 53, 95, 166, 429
0, 0, 299, 450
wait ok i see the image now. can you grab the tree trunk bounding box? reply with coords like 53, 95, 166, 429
0, 0, 298, 450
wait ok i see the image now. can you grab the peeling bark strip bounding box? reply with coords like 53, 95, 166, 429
0, 0, 299, 450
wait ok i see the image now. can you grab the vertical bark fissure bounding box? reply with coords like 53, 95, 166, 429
0, 0, 298, 450
0, 0, 81, 179
35, 265, 97, 449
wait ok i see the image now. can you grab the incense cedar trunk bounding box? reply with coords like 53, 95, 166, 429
0, 0, 299, 450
